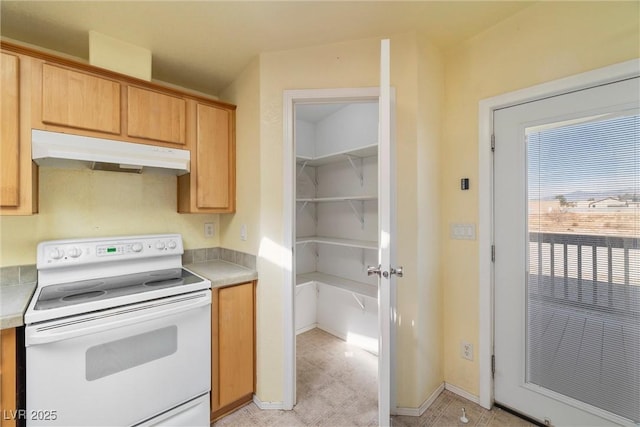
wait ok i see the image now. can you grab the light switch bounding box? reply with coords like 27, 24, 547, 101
450, 223, 476, 240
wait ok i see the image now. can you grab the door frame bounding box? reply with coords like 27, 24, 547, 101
477, 58, 640, 410
282, 86, 396, 414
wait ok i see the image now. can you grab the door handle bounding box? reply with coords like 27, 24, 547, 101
390, 266, 404, 278
367, 265, 382, 277
368, 265, 395, 278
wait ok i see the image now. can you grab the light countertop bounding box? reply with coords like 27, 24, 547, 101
0, 260, 256, 330
1, 283, 36, 329
185, 260, 258, 288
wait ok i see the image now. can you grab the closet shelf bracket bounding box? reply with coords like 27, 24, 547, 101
297, 161, 308, 178
345, 155, 364, 186
351, 292, 365, 311
299, 240, 311, 250
297, 200, 309, 215
297, 161, 318, 187
347, 199, 365, 229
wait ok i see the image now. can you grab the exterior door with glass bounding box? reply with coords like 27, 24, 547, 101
494, 77, 639, 426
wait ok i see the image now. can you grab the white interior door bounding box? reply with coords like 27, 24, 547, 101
494, 77, 639, 426
376, 38, 395, 427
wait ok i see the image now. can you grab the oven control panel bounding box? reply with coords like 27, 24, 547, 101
37, 234, 184, 268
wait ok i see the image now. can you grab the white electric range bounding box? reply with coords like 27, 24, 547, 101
24, 234, 211, 426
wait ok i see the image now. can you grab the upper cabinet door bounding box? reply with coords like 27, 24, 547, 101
41, 63, 121, 134
127, 86, 186, 145
196, 103, 235, 211
1, 52, 20, 207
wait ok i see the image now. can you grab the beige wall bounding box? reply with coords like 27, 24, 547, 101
0, 168, 220, 266
413, 33, 445, 404
232, 32, 445, 408
220, 57, 261, 256
254, 35, 380, 404
441, 1, 640, 396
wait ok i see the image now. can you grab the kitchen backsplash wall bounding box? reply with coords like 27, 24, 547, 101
0, 247, 255, 287
0, 167, 221, 267
182, 247, 256, 270
0, 264, 36, 286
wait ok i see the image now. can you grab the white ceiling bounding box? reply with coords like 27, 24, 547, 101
0, 1, 534, 96
297, 103, 349, 123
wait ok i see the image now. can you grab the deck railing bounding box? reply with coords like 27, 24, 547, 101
528, 232, 639, 316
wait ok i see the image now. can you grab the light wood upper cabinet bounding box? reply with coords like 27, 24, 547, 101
41, 63, 121, 134
0, 48, 38, 216
127, 86, 186, 145
178, 102, 236, 213
1, 40, 236, 216
1, 53, 20, 207
197, 103, 233, 209
211, 281, 255, 421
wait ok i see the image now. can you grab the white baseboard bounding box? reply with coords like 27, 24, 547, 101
252, 394, 285, 410
394, 382, 445, 417
316, 325, 379, 355
295, 323, 317, 335
445, 382, 480, 404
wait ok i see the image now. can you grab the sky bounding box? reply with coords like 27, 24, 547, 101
527, 114, 639, 201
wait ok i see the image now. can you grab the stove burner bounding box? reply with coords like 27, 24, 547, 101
57, 281, 105, 292
150, 271, 175, 277
33, 268, 204, 312
144, 278, 184, 287
62, 290, 107, 301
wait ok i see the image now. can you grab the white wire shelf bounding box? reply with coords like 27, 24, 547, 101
295, 236, 377, 250
296, 195, 377, 203
296, 271, 378, 299
296, 144, 378, 167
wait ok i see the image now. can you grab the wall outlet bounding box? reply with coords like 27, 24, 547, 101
204, 222, 215, 238
240, 224, 247, 241
461, 341, 473, 361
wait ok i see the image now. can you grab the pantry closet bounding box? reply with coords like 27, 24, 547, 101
294, 101, 379, 354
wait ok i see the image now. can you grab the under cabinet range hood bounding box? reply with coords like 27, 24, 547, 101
31, 130, 190, 175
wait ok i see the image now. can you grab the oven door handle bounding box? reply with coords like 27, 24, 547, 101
26, 291, 211, 346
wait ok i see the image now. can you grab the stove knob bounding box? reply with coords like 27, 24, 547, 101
50, 248, 64, 260
132, 243, 143, 252
167, 240, 177, 250
67, 247, 82, 258
155, 241, 166, 250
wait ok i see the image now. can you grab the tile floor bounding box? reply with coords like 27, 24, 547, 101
213, 328, 533, 426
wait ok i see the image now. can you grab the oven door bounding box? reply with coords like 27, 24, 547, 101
25, 291, 211, 426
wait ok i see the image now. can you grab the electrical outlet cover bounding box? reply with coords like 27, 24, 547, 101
461, 341, 474, 361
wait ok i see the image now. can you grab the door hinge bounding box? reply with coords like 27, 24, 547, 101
491, 245, 495, 262
491, 354, 496, 377
491, 134, 495, 152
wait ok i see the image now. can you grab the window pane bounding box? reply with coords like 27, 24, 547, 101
527, 112, 640, 423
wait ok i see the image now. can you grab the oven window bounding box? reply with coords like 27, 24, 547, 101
86, 326, 177, 381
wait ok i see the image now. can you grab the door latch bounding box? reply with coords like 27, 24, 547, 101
368, 265, 390, 278
367, 265, 382, 277
368, 265, 403, 278
390, 266, 404, 277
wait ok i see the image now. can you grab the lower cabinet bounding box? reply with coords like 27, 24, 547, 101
211, 281, 255, 421
0, 328, 17, 427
